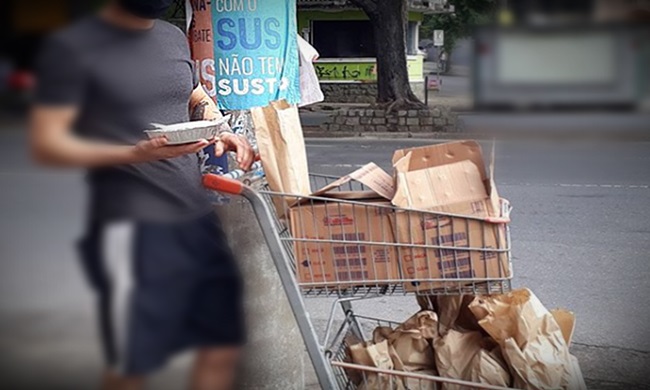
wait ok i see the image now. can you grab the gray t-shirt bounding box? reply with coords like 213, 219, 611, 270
35, 16, 212, 222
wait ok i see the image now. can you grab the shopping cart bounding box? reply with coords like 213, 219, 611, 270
203, 172, 514, 390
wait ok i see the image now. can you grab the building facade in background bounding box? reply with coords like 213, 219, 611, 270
475, 0, 650, 110
296, 0, 451, 103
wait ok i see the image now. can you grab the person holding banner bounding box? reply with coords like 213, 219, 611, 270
29, 1, 254, 389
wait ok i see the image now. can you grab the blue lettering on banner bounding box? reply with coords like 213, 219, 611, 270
212, 0, 300, 110
216, 19, 237, 50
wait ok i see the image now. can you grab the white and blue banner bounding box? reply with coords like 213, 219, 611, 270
211, 0, 301, 110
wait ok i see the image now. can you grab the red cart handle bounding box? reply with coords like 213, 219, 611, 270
203, 174, 243, 195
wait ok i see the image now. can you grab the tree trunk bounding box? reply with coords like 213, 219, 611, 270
351, 0, 424, 110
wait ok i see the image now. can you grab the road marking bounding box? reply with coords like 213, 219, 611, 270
501, 183, 649, 189
555, 183, 649, 189
319, 164, 365, 168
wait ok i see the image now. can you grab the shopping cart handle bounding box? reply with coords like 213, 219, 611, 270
202, 174, 243, 195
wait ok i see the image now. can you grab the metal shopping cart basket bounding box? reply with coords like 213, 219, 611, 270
203, 172, 514, 390
328, 313, 515, 390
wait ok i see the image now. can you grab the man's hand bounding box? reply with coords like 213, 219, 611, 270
188, 85, 253, 170
134, 137, 217, 162
215, 133, 254, 171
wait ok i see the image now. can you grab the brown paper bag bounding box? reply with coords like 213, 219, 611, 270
433, 329, 482, 390
373, 327, 395, 344
402, 370, 438, 390
251, 100, 311, 213
345, 334, 366, 386
389, 328, 435, 373
388, 311, 438, 372
551, 309, 576, 346
438, 295, 482, 334
395, 311, 439, 340
469, 289, 587, 390
373, 326, 412, 388
434, 330, 511, 390
416, 295, 482, 334
375, 314, 438, 390
349, 340, 405, 390
468, 348, 511, 387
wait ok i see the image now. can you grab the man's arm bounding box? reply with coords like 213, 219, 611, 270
30, 105, 215, 168
189, 84, 222, 122
189, 86, 254, 170
30, 35, 214, 169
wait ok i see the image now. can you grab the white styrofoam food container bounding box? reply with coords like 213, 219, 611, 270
144, 115, 231, 145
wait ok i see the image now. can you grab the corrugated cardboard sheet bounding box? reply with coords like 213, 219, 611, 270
312, 162, 395, 200
390, 141, 510, 292
392, 140, 499, 217
290, 163, 399, 287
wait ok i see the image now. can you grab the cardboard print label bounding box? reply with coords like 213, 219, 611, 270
290, 200, 399, 287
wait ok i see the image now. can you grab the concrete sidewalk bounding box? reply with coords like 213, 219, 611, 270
300, 109, 650, 141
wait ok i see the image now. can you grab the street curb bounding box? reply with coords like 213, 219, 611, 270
303, 128, 650, 142
303, 130, 469, 139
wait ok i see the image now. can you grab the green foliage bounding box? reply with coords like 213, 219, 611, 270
165, 0, 187, 29
421, 0, 497, 55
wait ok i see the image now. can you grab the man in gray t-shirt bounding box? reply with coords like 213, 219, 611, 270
30, 0, 254, 388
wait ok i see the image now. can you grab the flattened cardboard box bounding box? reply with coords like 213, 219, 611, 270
289, 163, 400, 287
393, 208, 509, 292
392, 141, 500, 218
391, 141, 511, 292
290, 200, 399, 287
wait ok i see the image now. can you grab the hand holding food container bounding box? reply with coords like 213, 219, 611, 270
144, 115, 231, 145
133, 136, 216, 162
142, 115, 254, 171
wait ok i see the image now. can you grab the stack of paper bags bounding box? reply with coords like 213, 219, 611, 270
469, 288, 587, 390
376, 312, 439, 390
428, 295, 511, 390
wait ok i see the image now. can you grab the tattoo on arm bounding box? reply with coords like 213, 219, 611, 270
217, 125, 233, 135
190, 101, 209, 121
190, 99, 233, 134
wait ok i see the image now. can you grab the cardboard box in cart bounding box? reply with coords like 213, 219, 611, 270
289, 164, 401, 287
390, 141, 511, 292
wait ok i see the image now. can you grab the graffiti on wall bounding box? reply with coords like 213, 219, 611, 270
315, 63, 377, 81
314, 59, 421, 81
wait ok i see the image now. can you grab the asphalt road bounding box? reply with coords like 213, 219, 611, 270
1, 131, 649, 389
